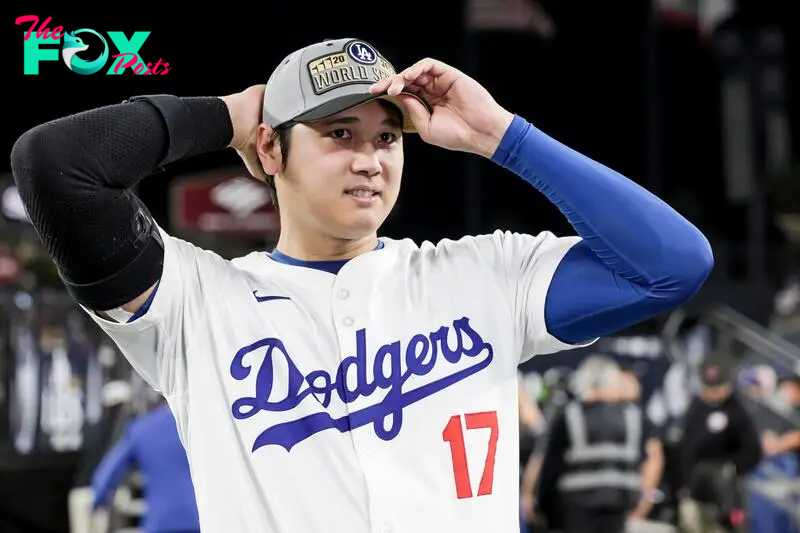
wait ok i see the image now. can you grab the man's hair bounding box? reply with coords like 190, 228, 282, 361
264, 124, 293, 211
571, 355, 621, 397
263, 100, 404, 212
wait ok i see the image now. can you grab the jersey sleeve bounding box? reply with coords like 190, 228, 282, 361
482, 230, 596, 362
80, 225, 229, 396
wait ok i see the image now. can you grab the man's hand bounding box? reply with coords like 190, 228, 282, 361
220, 84, 267, 182
369, 58, 514, 159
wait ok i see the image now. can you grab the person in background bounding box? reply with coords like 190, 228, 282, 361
761, 376, 800, 468
679, 357, 762, 533
533, 356, 644, 533
738, 365, 777, 401
90, 399, 199, 533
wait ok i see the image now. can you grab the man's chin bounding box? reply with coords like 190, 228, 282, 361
332, 212, 385, 240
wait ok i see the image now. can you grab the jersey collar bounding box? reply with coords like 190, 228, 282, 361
268, 240, 385, 274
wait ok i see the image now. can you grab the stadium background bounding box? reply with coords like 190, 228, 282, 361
0, 0, 799, 531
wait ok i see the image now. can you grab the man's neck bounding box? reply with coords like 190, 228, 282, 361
274, 227, 379, 262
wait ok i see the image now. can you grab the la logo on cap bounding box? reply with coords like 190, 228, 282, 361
347, 41, 377, 65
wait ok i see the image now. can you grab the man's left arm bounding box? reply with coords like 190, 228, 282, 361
631, 421, 665, 520
492, 116, 714, 346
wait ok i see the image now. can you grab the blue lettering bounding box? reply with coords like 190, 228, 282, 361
229, 317, 494, 452
404, 334, 433, 376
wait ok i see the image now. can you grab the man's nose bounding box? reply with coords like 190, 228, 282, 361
351, 145, 381, 176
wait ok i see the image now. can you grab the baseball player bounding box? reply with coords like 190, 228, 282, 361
11, 38, 713, 532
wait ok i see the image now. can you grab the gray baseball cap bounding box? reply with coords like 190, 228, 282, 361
262, 38, 429, 133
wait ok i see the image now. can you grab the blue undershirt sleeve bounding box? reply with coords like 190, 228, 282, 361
491, 115, 713, 344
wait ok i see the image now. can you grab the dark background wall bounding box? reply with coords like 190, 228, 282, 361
1, 1, 797, 311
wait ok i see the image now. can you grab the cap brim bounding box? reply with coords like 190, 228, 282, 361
294, 91, 426, 133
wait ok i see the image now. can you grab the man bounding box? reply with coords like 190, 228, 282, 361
532, 356, 646, 533
679, 357, 762, 533
10, 38, 712, 532
762, 376, 800, 466
89, 400, 200, 533
522, 368, 665, 524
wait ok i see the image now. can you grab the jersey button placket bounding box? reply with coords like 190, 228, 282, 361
336, 286, 354, 327
333, 277, 383, 527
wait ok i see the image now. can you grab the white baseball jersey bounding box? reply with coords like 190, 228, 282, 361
83, 225, 590, 533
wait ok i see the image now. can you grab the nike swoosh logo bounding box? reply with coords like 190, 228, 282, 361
253, 291, 291, 303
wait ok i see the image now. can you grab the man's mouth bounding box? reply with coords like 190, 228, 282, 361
345, 187, 380, 199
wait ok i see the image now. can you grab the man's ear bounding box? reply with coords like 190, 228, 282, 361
257, 123, 280, 176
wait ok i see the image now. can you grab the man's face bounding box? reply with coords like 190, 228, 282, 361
701, 383, 732, 405
261, 100, 404, 242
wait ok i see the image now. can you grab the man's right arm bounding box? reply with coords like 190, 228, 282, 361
9, 90, 264, 394
10, 95, 234, 313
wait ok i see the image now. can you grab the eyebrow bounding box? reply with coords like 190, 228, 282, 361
319, 116, 402, 128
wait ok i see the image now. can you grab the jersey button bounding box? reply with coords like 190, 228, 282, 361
343, 316, 354, 327
337, 288, 350, 299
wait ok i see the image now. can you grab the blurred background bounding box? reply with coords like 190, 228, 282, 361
1, 0, 799, 532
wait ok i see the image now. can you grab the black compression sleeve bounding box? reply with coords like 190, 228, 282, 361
10, 95, 233, 310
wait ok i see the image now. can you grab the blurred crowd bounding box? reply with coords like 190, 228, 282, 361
0, 284, 798, 533
0, 284, 796, 533
516, 293, 800, 533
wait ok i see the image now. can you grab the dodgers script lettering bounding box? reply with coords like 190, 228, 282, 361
229, 316, 493, 452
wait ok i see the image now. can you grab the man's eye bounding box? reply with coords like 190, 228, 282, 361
379, 132, 398, 144
330, 129, 351, 140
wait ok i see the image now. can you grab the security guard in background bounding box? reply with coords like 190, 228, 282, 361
535, 356, 643, 533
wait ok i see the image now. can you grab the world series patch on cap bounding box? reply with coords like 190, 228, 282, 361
262, 38, 429, 133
